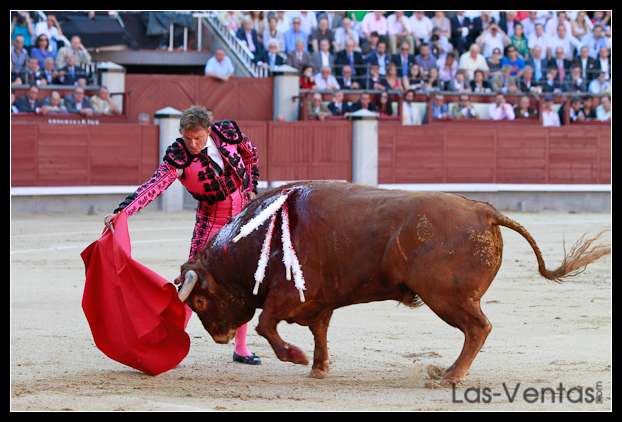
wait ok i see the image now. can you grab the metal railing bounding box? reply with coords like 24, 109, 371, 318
198, 11, 268, 78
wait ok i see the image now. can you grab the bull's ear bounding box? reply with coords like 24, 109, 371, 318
201, 272, 218, 295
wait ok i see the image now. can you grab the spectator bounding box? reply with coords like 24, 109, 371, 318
392, 41, 416, 78
521, 11, 539, 39
11, 63, 23, 86
450, 94, 478, 120
476, 23, 511, 58
310, 16, 334, 53
490, 65, 512, 92
591, 11, 611, 29
15, 85, 45, 113
450, 11, 474, 55
564, 65, 588, 93
313, 66, 340, 91
458, 44, 489, 81
335, 38, 365, 78
11, 92, 20, 113
505, 78, 521, 95
11, 35, 29, 75
299, 65, 316, 89
263, 15, 285, 52
548, 24, 581, 61
287, 39, 312, 71
204, 49, 235, 81
414, 43, 437, 76
22, 57, 47, 86
470, 69, 492, 93
528, 23, 552, 58
376, 92, 394, 116
510, 23, 530, 59
423, 67, 442, 93
56, 36, 92, 70
499, 11, 519, 38
589, 71, 610, 95
327, 91, 350, 116
446, 70, 470, 92
57, 55, 88, 86
573, 46, 597, 81
401, 89, 422, 125
594, 46, 610, 81
487, 47, 503, 73
311, 39, 334, 74
541, 68, 563, 93
247, 11, 265, 39
382, 63, 403, 91
350, 92, 378, 112
43, 91, 68, 113
284, 17, 309, 54
274, 11, 291, 34
582, 96, 597, 120
402, 64, 425, 91
527, 46, 548, 82
387, 11, 413, 54
321, 11, 344, 31
236, 16, 264, 61
472, 11, 496, 42
431, 11, 451, 40
514, 96, 537, 119
367, 41, 391, 76
410, 11, 433, 45
430, 94, 449, 120
596, 95, 611, 122
34, 14, 63, 52
294, 11, 318, 36
489, 93, 515, 120
259, 40, 286, 70
337, 65, 360, 89
11, 12, 35, 51
90, 86, 121, 115
363, 64, 385, 90
545, 11, 571, 37
333, 17, 360, 51
541, 94, 560, 127
429, 27, 453, 59
219, 11, 243, 33
30, 34, 56, 70
361, 11, 388, 40
518, 66, 541, 94
362, 31, 381, 56
571, 11, 593, 43
548, 46, 572, 83
64, 86, 94, 116
501, 45, 526, 78
560, 96, 586, 124
437, 52, 458, 85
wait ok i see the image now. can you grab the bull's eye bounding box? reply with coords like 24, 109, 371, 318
193, 295, 208, 311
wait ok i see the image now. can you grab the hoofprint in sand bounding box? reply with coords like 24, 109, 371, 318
10, 211, 611, 411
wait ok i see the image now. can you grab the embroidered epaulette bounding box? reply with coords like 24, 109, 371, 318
163, 139, 192, 168
211, 120, 244, 144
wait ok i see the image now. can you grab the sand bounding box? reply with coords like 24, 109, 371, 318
10, 210, 611, 411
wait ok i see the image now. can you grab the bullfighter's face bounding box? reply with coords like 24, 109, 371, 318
182, 126, 210, 155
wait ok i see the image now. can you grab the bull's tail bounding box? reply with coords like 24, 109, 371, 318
492, 212, 610, 283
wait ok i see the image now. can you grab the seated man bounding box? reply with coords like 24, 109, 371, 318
90, 86, 121, 115
336, 65, 360, 90
43, 90, 68, 113
349, 92, 378, 112
258, 40, 286, 70
596, 95, 611, 122
22, 58, 46, 86
450, 94, 478, 119
58, 55, 88, 86
327, 91, 350, 116
541, 94, 560, 127
489, 93, 516, 120
313, 66, 340, 91
64, 86, 94, 116
514, 96, 537, 119
307, 92, 330, 120
15, 85, 46, 113
204, 49, 235, 81
430, 94, 449, 120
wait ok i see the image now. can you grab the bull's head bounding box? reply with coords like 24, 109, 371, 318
177, 260, 254, 344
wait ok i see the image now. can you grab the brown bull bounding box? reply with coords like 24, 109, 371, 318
177, 181, 609, 385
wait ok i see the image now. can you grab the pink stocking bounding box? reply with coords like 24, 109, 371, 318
234, 323, 251, 356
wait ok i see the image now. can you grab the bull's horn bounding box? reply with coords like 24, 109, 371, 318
178, 270, 198, 302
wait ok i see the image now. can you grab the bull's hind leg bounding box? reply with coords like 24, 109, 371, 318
422, 296, 492, 385
256, 310, 309, 366
308, 310, 333, 379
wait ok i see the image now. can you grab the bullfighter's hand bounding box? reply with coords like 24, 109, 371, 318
104, 212, 119, 232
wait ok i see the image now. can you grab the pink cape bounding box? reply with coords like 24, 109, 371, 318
80, 211, 192, 376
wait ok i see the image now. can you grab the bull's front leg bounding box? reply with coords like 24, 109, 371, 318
308, 309, 333, 379
256, 310, 309, 366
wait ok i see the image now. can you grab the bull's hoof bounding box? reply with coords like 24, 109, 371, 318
285, 344, 309, 365
440, 375, 464, 387
426, 364, 446, 380
309, 367, 329, 379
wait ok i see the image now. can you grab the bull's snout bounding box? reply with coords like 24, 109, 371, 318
212, 329, 236, 344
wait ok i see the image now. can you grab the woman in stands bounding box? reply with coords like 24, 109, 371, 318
381, 63, 403, 91
376, 92, 394, 117
104, 106, 262, 366
30, 35, 56, 69
403, 63, 424, 91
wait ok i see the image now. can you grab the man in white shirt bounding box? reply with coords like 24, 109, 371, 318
476, 23, 510, 58
548, 23, 581, 61
528, 23, 552, 58
313, 66, 340, 91
458, 44, 490, 81
204, 49, 235, 81
334, 17, 360, 51
410, 11, 433, 45
297, 11, 318, 36
489, 93, 515, 120
582, 25, 609, 59
387, 11, 414, 54
545, 11, 571, 37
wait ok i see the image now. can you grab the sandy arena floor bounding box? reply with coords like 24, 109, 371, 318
10, 209, 611, 411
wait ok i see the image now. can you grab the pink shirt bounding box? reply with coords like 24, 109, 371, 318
361, 13, 388, 36
489, 103, 516, 120
387, 13, 411, 35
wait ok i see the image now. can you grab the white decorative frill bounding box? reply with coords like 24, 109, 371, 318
232, 189, 306, 302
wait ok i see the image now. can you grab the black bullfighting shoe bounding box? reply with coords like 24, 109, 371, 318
233, 352, 262, 365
